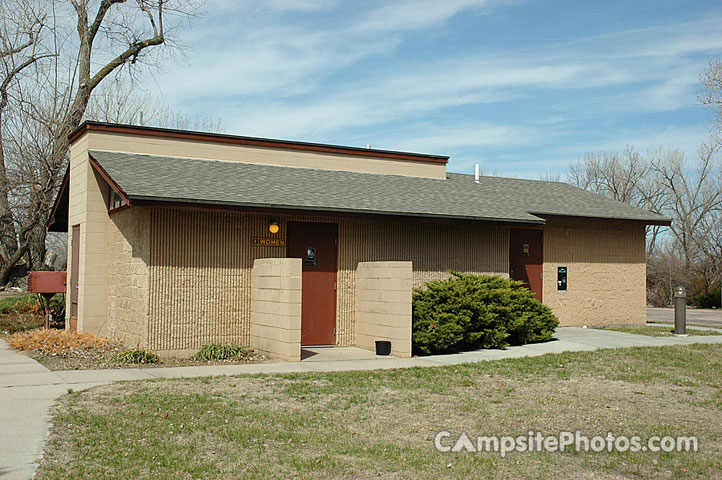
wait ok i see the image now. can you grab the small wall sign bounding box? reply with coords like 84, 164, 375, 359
557, 266, 568, 291
305, 247, 317, 266
252, 237, 287, 247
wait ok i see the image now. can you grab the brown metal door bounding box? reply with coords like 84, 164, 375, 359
70, 225, 80, 332
509, 228, 543, 301
287, 222, 338, 346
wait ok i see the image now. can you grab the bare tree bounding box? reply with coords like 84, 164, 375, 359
86, 75, 224, 131
0, 0, 52, 284
0, 0, 202, 286
650, 142, 722, 270
700, 57, 722, 135
568, 146, 670, 256
699, 57, 722, 307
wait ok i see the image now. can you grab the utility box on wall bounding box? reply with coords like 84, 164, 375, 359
557, 266, 568, 291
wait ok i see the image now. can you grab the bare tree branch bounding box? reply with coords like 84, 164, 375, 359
0, 0, 203, 285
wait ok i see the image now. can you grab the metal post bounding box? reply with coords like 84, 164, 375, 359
674, 286, 687, 336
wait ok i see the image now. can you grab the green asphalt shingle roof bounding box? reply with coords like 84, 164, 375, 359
90, 150, 670, 225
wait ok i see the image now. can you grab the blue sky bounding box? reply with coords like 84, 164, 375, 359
149, 0, 722, 178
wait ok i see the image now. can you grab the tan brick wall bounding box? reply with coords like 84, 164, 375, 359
85, 130, 447, 179
66, 135, 111, 336
250, 258, 302, 361
542, 217, 646, 326
146, 208, 509, 352
106, 207, 151, 347
355, 262, 413, 357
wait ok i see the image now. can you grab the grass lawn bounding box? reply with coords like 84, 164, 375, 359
602, 326, 722, 337
37, 344, 722, 479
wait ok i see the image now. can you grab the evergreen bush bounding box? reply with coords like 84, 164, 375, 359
412, 273, 558, 355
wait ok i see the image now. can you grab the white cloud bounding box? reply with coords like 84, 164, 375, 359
142, 1, 722, 182
220, 86, 516, 141
352, 0, 506, 33
384, 122, 539, 152
263, 0, 339, 12
552, 125, 708, 160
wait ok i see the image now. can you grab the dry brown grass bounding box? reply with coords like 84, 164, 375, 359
8, 329, 112, 355
11, 299, 43, 315
0, 313, 44, 334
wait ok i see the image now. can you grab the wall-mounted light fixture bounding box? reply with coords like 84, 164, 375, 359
269, 220, 279, 234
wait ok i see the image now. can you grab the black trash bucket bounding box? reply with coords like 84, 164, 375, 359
375, 340, 391, 356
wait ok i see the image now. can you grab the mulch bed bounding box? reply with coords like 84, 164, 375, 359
7, 326, 266, 371
28, 349, 266, 371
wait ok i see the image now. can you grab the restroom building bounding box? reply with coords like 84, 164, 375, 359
49, 122, 670, 359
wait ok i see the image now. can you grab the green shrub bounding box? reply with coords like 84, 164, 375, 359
110, 349, 160, 364
193, 343, 251, 361
691, 282, 721, 309
412, 273, 559, 355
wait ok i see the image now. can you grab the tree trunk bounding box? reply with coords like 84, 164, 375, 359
0, 244, 27, 285
0, 111, 20, 265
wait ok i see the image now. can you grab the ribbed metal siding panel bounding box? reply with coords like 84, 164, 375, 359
336, 219, 509, 345
148, 208, 509, 351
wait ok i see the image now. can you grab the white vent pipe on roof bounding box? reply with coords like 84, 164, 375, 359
474, 163, 480, 183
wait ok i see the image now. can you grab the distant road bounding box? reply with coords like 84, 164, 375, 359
647, 307, 722, 327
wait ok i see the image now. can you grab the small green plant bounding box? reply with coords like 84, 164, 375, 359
193, 343, 250, 361
110, 349, 160, 364
412, 272, 559, 355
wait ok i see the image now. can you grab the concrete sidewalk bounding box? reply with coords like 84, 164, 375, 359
2, 327, 722, 479
0, 340, 103, 480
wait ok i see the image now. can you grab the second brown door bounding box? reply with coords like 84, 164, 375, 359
287, 222, 338, 346
509, 228, 543, 301
69, 225, 80, 332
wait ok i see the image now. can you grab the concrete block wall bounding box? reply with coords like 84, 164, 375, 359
355, 261, 413, 358
542, 216, 647, 326
66, 133, 111, 336
106, 207, 151, 347
250, 258, 302, 361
